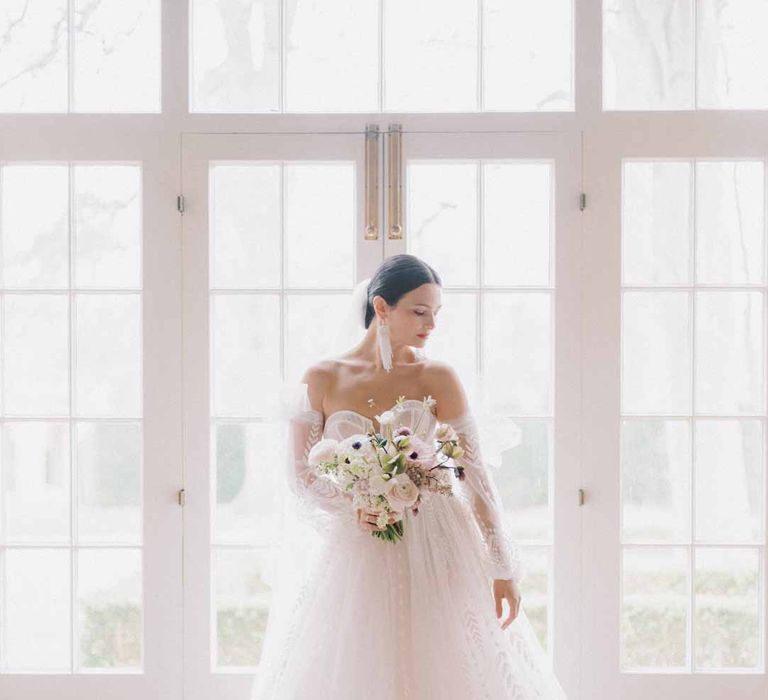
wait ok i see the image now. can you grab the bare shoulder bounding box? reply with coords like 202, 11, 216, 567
299, 359, 338, 412
422, 359, 469, 422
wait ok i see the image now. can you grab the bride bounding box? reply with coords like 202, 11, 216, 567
251, 254, 568, 699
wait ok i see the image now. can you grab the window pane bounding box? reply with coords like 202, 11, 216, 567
698, 0, 768, 110
73, 0, 160, 113
284, 163, 355, 289
622, 291, 692, 415
285, 0, 378, 112
622, 161, 692, 286
4, 548, 71, 671
622, 547, 688, 670
484, 161, 553, 286
694, 548, 760, 670
383, 0, 477, 112
604, 0, 694, 111
191, 0, 280, 113
694, 420, 763, 544
0, 0, 68, 112
621, 419, 691, 544
483, 0, 573, 111
407, 162, 478, 287
210, 164, 282, 289
694, 291, 764, 416
695, 161, 765, 285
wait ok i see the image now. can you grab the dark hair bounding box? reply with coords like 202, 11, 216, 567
364, 254, 442, 328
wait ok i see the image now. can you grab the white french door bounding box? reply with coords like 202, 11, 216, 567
582, 122, 768, 699
181, 128, 582, 699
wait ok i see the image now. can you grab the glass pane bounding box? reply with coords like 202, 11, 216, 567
2, 422, 70, 544
210, 164, 282, 289
213, 546, 272, 668
0, 0, 68, 113
694, 420, 763, 544
622, 291, 691, 415
695, 161, 765, 284
74, 165, 142, 289
191, 0, 281, 113
483, 0, 573, 111
383, 0, 477, 112
211, 294, 281, 417
72, 0, 160, 113
75, 293, 142, 418
484, 162, 553, 286
603, 0, 694, 111
284, 293, 352, 384
622, 547, 688, 670
77, 548, 142, 669
77, 422, 142, 544
694, 291, 764, 415
2, 165, 69, 289
285, 0, 378, 112
427, 292, 476, 388
495, 418, 552, 543
483, 293, 552, 415
621, 420, 691, 543
698, 1, 768, 109
213, 422, 286, 546
4, 548, 71, 671
4, 294, 70, 416
694, 547, 760, 670
284, 163, 355, 288
518, 546, 554, 654
406, 162, 478, 287
622, 161, 692, 286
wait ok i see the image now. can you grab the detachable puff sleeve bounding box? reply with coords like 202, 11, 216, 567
286, 383, 356, 531
444, 411, 525, 585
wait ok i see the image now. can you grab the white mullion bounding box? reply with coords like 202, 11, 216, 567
280, 162, 286, 380
68, 163, 78, 673
477, 0, 483, 112
476, 160, 483, 378
279, 0, 286, 114
689, 159, 697, 673
378, 0, 384, 113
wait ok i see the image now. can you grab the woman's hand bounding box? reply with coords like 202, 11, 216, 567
493, 578, 522, 630
355, 507, 400, 532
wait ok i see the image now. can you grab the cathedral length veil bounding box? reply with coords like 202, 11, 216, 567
253, 277, 532, 694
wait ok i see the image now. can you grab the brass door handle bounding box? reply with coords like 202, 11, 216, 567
387, 123, 403, 240
364, 124, 380, 240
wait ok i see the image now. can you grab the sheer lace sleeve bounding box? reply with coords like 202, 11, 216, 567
286, 383, 355, 530
444, 411, 525, 585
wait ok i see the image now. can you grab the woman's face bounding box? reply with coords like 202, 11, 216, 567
377, 282, 442, 348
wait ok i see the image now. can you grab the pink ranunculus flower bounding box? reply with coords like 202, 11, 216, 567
384, 474, 420, 512
307, 438, 338, 468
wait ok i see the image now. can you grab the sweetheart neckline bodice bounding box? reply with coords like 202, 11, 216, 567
324, 398, 431, 427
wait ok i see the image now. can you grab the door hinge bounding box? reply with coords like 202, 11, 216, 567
177, 195, 185, 214
177, 488, 186, 506
577, 488, 585, 506
579, 193, 586, 211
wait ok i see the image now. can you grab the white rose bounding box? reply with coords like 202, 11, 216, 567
368, 473, 392, 496
307, 438, 338, 468
384, 474, 420, 512
375, 410, 396, 426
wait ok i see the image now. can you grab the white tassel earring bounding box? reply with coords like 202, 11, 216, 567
377, 320, 393, 372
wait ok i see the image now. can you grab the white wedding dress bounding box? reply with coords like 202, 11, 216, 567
250, 386, 568, 700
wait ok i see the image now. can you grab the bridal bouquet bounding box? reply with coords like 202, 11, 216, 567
307, 395, 467, 542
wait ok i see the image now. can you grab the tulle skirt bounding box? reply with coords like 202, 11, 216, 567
250, 492, 568, 700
